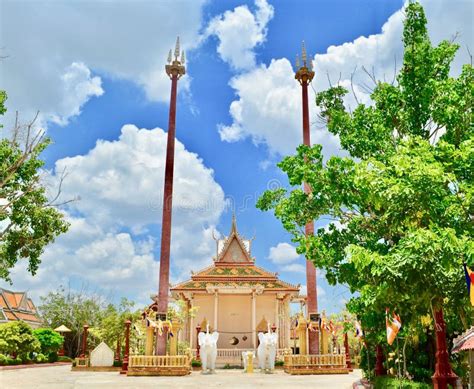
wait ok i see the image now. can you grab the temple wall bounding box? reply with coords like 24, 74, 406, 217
256, 293, 277, 328
217, 294, 252, 349
193, 294, 214, 331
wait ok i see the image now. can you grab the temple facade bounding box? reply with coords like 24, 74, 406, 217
171, 216, 300, 351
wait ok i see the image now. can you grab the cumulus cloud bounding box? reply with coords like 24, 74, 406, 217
0, 0, 206, 128
268, 242, 299, 264
217, 0, 472, 157
1, 125, 226, 304
218, 58, 340, 156
206, 0, 274, 71
268, 242, 309, 274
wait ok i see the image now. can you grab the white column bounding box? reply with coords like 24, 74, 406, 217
252, 292, 256, 349
214, 291, 218, 331
274, 296, 280, 347
189, 295, 194, 349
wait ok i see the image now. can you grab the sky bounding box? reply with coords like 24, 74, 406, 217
0, 0, 472, 314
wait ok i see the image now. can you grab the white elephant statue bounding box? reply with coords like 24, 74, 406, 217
257, 327, 278, 373
242, 351, 255, 373
198, 325, 219, 374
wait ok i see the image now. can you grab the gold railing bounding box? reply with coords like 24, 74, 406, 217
284, 354, 349, 375
127, 355, 191, 376
129, 355, 190, 368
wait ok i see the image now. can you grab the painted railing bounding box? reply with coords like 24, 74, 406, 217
191, 348, 292, 359
127, 355, 191, 376
129, 355, 190, 368
284, 354, 349, 375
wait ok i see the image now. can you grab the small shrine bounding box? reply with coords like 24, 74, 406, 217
171, 216, 300, 352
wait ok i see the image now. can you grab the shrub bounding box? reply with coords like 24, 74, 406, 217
48, 351, 59, 363
35, 353, 48, 363
0, 353, 7, 365
33, 328, 63, 355
58, 356, 73, 362
0, 322, 40, 361
275, 360, 284, 366
191, 359, 202, 367
374, 377, 431, 389
113, 360, 122, 367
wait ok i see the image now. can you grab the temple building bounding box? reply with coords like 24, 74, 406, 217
171, 216, 301, 351
0, 288, 42, 328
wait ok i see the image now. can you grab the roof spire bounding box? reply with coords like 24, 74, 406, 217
230, 212, 237, 234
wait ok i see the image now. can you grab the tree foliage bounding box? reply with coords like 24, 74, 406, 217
0, 91, 69, 281
257, 2, 472, 380
0, 321, 40, 360
33, 328, 64, 354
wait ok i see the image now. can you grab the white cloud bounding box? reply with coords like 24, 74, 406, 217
218, 58, 341, 157
0, 1, 206, 128
281, 263, 306, 274
1, 124, 226, 304
298, 284, 326, 298
268, 242, 299, 264
206, 0, 274, 71
218, 0, 472, 157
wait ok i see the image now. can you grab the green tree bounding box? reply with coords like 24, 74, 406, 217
0, 91, 69, 281
257, 2, 472, 383
39, 286, 105, 357
33, 328, 64, 354
0, 321, 40, 361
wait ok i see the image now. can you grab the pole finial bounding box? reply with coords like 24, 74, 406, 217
181, 50, 185, 64
167, 49, 172, 64
295, 54, 300, 69
174, 36, 180, 60
301, 40, 307, 66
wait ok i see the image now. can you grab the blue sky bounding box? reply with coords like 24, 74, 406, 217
0, 0, 472, 313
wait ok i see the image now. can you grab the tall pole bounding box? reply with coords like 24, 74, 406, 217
294, 41, 319, 355
120, 320, 131, 374
432, 307, 458, 389
80, 324, 89, 358
156, 37, 186, 355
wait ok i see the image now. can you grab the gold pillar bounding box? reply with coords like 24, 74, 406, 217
145, 326, 154, 356
321, 327, 329, 354
296, 315, 307, 355
169, 320, 182, 356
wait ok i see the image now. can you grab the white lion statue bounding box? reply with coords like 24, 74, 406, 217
198, 325, 219, 374
257, 326, 278, 373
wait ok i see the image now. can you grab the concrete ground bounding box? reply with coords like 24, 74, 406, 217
0, 365, 362, 389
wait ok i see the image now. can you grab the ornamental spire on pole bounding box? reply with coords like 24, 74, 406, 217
156, 37, 185, 355
294, 40, 319, 355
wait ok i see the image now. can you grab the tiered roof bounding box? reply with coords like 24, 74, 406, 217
0, 288, 42, 326
171, 216, 299, 293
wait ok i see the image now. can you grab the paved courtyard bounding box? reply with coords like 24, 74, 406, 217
0, 365, 362, 388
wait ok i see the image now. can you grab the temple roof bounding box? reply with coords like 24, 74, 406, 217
171, 216, 299, 293
0, 288, 42, 325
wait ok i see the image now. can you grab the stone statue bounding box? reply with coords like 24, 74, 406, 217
242, 351, 255, 373
198, 324, 219, 374
257, 326, 278, 373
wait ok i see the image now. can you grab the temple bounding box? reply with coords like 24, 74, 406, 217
171, 216, 300, 352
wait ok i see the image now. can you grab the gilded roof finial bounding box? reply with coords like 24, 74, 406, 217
230, 213, 237, 234
167, 49, 172, 64
181, 50, 185, 64
295, 54, 300, 69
